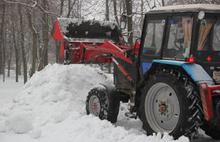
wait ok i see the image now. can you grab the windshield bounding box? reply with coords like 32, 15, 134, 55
198, 18, 220, 51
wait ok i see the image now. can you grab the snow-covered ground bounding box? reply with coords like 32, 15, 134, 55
0, 64, 217, 142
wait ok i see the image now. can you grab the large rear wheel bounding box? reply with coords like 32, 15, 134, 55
139, 71, 202, 139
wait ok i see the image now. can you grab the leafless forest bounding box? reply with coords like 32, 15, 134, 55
0, 0, 219, 83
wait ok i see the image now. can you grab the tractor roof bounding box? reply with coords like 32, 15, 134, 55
149, 4, 220, 14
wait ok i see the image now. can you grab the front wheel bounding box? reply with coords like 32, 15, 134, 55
139, 71, 202, 139
86, 87, 120, 123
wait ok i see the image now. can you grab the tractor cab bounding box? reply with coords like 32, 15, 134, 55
139, 4, 220, 84
132, 5, 220, 139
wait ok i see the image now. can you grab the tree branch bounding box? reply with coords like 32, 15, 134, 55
3, 0, 37, 8
3, 0, 58, 16
37, 4, 58, 16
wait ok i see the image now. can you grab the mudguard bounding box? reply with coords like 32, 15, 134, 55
150, 60, 214, 84
95, 81, 115, 94
99, 82, 129, 103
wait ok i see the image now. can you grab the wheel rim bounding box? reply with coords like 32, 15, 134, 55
145, 82, 180, 133
88, 95, 101, 116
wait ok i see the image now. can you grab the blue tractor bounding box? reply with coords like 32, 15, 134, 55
85, 4, 220, 140
52, 4, 220, 140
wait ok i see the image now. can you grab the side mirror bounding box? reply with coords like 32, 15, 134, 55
120, 14, 127, 29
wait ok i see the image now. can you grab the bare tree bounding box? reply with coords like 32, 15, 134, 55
60, 0, 65, 16
67, 0, 77, 17
106, 0, 110, 21
125, 0, 133, 45
38, 0, 49, 71
27, 10, 38, 77
18, 5, 28, 83
1, 3, 6, 81
0, 3, 6, 76
12, 11, 19, 82
112, 0, 119, 25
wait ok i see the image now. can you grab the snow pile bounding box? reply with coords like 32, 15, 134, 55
0, 64, 109, 134
0, 64, 189, 142
5, 112, 33, 134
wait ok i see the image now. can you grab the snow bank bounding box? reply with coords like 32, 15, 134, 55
1, 64, 109, 132
0, 64, 189, 142
6, 112, 33, 134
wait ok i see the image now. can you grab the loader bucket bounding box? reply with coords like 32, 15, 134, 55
57, 18, 122, 43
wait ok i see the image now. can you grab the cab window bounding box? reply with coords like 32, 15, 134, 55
197, 19, 215, 51
198, 18, 220, 51
143, 19, 165, 56
212, 20, 220, 51
163, 17, 193, 59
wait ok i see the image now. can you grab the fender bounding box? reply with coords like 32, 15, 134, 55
99, 83, 129, 103
150, 60, 214, 84
99, 82, 115, 94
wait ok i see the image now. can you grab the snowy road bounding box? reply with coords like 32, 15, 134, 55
0, 77, 23, 105
0, 64, 219, 142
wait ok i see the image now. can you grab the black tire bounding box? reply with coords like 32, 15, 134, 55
201, 96, 220, 140
202, 121, 220, 140
139, 71, 202, 139
64, 48, 71, 65
86, 87, 120, 123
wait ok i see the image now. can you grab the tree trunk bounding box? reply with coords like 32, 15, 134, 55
38, 0, 49, 71
112, 0, 119, 25
125, 0, 133, 45
77, 0, 81, 18
67, 0, 71, 17
12, 19, 19, 82
18, 5, 28, 83
18, 55, 22, 75
27, 11, 38, 77
140, 0, 144, 28
67, 0, 76, 18
106, 0, 111, 73
161, 0, 165, 6
2, 22, 6, 82
55, 42, 60, 63
43, 7, 49, 67
60, 0, 64, 16
43, 0, 49, 66
7, 45, 12, 77
105, 0, 109, 21
0, 3, 6, 75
